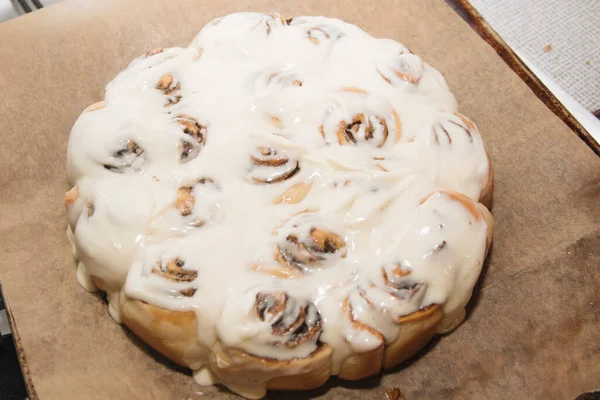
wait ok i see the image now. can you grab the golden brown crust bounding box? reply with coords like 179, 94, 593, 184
119, 295, 207, 369
337, 297, 385, 380
337, 345, 384, 380
209, 342, 333, 398
264, 345, 332, 391
336, 304, 444, 379
382, 304, 443, 370
119, 294, 333, 397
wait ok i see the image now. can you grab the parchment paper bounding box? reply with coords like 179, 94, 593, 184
0, 0, 598, 398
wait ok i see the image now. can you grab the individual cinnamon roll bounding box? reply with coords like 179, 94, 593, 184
336, 270, 442, 379
420, 190, 493, 255
417, 189, 493, 331
249, 146, 300, 184
211, 289, 332, 399
336, 292, 386, 380
120, 296, 208, 368
418, 189, 493, 252
120, 253, 204, 367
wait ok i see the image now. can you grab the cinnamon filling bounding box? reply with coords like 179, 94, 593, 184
307, 27, 329, 45
176, 187, 195, 216
381, 267, 423, 295
448, 113, 475, 143
431, 121, 452, 145
319, 89, 401, 146
308, 227, 345, 254
151, 257, 198, 282
156, 74, 182, 106
180, 287, 197, 297
156, 74, 180, 94
277, 226, 346, 271
175, 178, 219, 226
84, 201, 95, 217
305, 25, 344, 45
250, 146, 300, 184
420, 191, 481, 221
103, 140, 146, 173
255, 291, 322, 348
175, 115, 207, 163
337, 113, 389, 147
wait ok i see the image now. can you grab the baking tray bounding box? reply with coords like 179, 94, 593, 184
446, 0, 600, 157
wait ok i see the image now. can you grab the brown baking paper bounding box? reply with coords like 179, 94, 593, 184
0, 0, 598, 399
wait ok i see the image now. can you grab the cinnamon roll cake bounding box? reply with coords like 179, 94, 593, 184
65, 12, 494, 399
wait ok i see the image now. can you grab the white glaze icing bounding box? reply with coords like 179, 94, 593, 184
193, 367, 221, 386
76, 261, 98, 293
65, 12, 492, 396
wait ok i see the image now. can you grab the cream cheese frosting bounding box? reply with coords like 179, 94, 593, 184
65, 12, 492, 397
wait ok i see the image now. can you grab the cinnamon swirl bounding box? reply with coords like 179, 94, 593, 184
65, 12, 494, 399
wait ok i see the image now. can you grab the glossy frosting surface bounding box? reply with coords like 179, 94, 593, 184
66, 12, 490, 381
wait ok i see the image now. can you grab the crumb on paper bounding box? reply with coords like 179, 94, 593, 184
386, 387, 405, 400
543, 44, 552, 52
